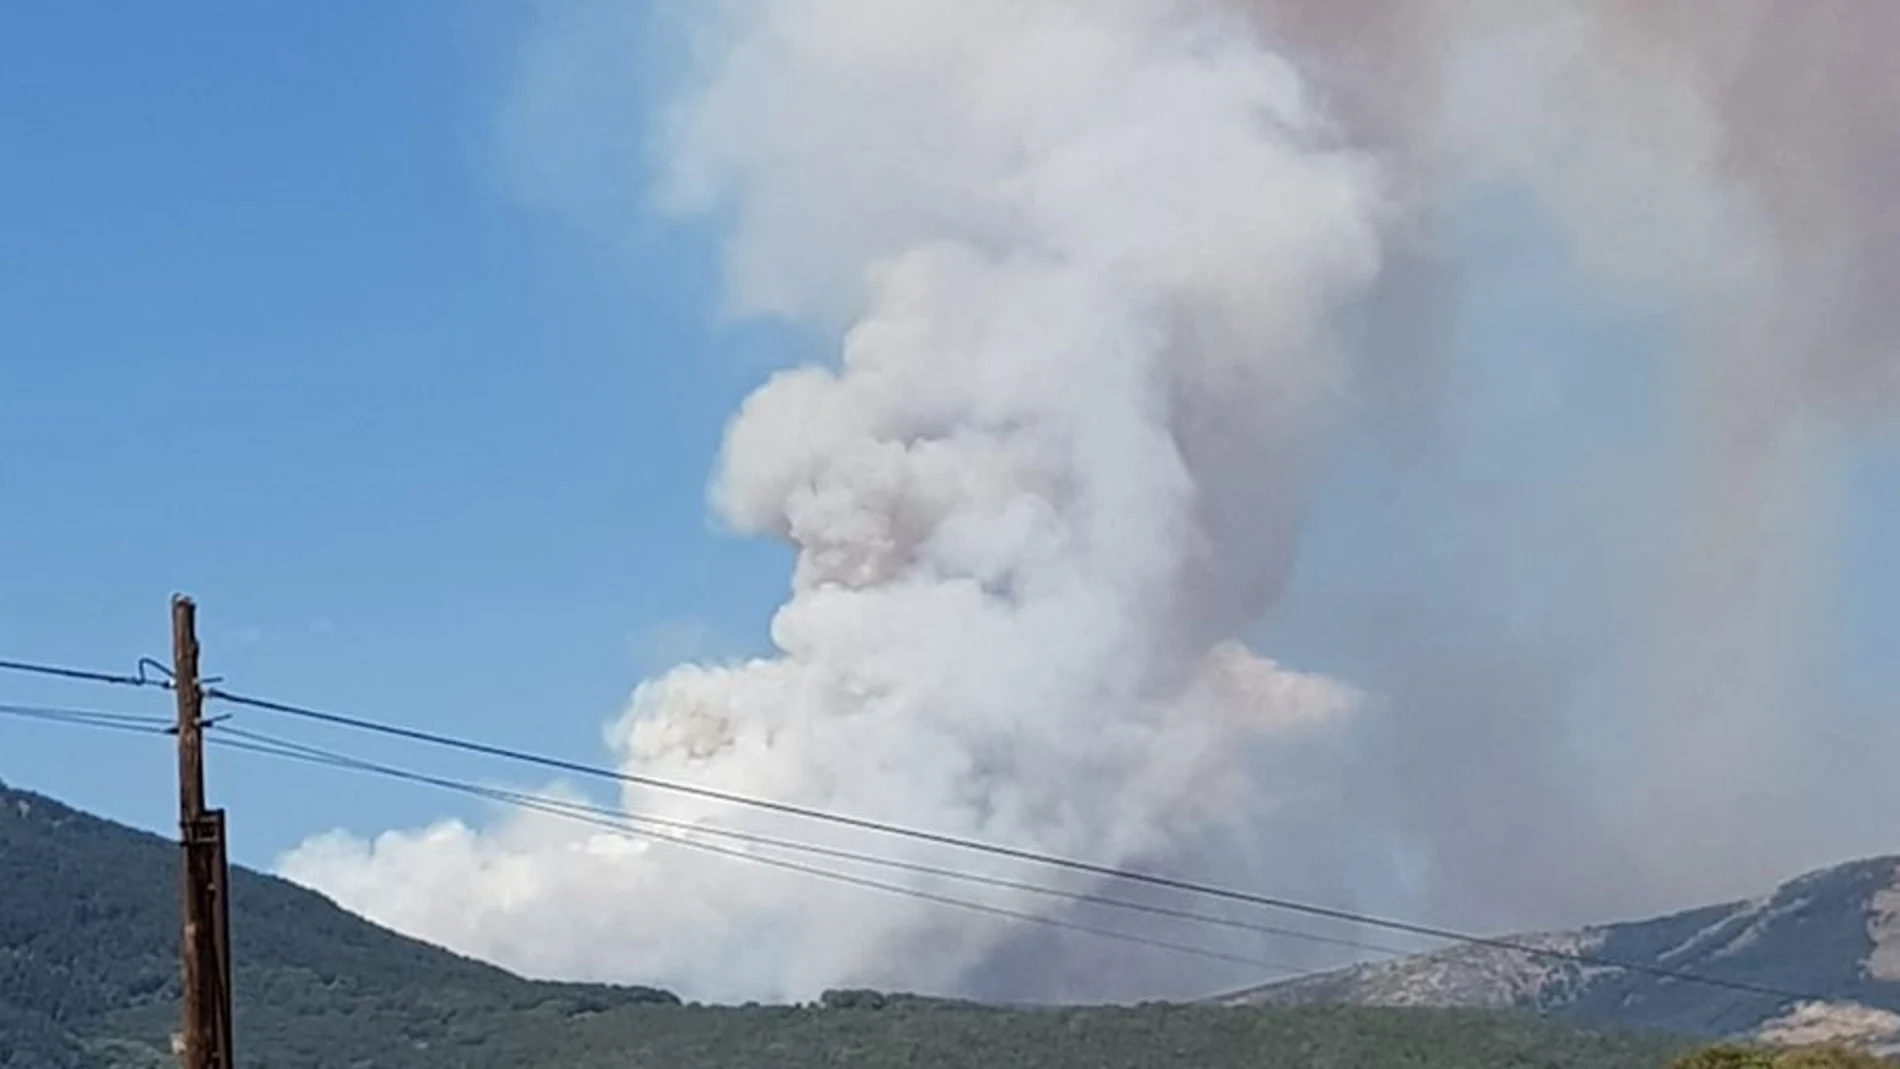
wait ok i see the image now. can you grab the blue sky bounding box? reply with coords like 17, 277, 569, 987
2, 2, 1895, 884
0, 2, 792, 862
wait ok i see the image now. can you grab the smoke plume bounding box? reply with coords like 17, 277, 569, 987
1224, 0, 1900, 910
283, 0, 1900, 1001
291, 0, 1379, 1001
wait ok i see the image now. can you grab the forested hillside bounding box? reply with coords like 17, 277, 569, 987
0, 779, 673, 1067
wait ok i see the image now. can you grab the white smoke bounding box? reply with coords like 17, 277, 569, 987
285, 0, 1382, 1001
284, 0, 1900, 1000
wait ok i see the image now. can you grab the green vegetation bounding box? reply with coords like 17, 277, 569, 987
1670, 1044, 1893, 1068
2, 779, 1884, 1068
307, 999, 1686, 1069
0, 782, 671, 1067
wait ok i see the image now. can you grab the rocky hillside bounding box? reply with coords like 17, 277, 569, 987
1223, 857, 1900, 1055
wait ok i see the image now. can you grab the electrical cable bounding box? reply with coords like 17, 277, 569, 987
206, 728, 1315, 981
208, 722, 1422, 963
0, 701, 173, 736
200, 683, 1826, 1006
0, 652, 1830, 1007
0, 657, 172, 690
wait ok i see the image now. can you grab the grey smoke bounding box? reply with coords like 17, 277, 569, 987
1225, 0, 1900, 916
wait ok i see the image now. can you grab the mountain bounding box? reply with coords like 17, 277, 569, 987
0, 777, 679, 1067
1223, 857, 1900, 1055
0, 776, 1703, 1068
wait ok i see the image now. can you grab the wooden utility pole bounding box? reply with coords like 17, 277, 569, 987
174, 595, 234, 1069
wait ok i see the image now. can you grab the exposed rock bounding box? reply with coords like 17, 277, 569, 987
1224, 857, 1900, 1046
1756, 1000, 1900, 1057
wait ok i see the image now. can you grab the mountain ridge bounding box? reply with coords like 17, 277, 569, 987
1221, 855, 1900, 1053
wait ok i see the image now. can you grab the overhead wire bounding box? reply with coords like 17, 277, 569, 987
0, 653, 1835, 1007
204, 727, 1318, 981
7, 701, 1320, 980
0, 701, 173, 736
0, 656, 174, 691
207, 722, 1422, 963
199, 682, 1824, 1006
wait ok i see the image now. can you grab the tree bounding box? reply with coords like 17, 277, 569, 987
1772, 1046, 1892, 1068
1670, 1044, 1776, 1069
1671, 1044, 1891, 1069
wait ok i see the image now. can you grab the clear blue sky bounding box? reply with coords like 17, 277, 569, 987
2, 3, 1895, 876
0, 2, 794, 863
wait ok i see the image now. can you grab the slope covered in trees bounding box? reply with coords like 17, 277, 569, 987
0, 779, 673, 1067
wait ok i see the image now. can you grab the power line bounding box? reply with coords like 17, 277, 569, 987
0, 701, 173, 736
8, 706, 1337, 985
208, 722, 1421, 963
0, 657, 173, 691
205, 728, 1314, 981
199, 684, 1826, 1007
4, 655, 1832, 1007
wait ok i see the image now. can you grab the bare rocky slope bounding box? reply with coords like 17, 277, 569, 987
1222, 857, 1900, 1055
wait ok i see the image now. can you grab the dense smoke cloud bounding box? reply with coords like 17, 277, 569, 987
283, 0, 1900, 1001
291, 0, 1380, 1001
1224, 0, 1900, 913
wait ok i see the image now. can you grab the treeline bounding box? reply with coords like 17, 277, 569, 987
1671, 1045, 1893, 1068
